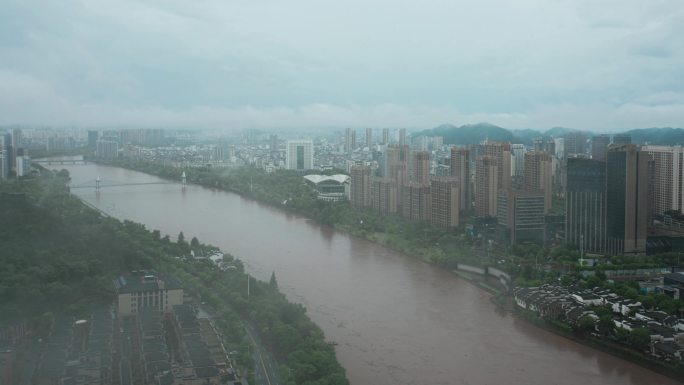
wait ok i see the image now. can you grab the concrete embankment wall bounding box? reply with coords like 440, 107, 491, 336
456, 264, 486, 275
455, 264, 512, 292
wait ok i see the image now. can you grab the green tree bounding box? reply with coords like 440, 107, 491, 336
190, 236, 200, 248
597, 314, 614, 336
270, 271, 279, 289
629, 328, 651, 350
577, 315, 595, 333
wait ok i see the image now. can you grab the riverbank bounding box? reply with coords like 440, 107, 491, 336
79, 159, 683, 383
16, 169, 349, 385
516, 309, 684, 382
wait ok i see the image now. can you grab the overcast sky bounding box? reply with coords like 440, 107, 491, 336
1, 0, 683, 131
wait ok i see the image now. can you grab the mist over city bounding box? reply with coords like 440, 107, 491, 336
2, 1, 684, 385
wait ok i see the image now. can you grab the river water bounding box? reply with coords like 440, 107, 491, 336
53, 162, 680, 385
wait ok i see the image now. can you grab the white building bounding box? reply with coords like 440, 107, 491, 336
15, 155, 30, 177
0, 150, 7, 179
286, 140, 313, 170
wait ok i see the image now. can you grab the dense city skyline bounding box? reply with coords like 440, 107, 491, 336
1, 0, 683, 130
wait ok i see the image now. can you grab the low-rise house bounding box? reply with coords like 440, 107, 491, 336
570, 292, 604, 306
652, 341, 683, 361
611, 299, 641, 316
674, 319, 684, 332
635, 311, 678, 327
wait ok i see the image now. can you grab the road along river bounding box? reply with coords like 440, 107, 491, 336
55, 162, 681, 385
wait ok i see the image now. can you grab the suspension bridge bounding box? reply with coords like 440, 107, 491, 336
70, 172, 187, 191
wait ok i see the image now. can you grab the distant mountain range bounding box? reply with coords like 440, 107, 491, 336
415, 123, 684, 146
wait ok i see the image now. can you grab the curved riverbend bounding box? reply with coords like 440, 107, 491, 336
55, 163, 681, 385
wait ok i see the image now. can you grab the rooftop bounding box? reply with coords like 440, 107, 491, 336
113, 270, 182, 294
303, 174, 349, 185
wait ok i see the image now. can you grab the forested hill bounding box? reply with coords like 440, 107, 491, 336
414, 123, 517, 145
622, 128, 684, 145
415, 124, 684, 146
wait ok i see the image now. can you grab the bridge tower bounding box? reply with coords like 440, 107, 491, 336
181, 171, 187, 189
95, 176, 101, 192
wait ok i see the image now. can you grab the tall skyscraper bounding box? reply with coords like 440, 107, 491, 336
411, 150, 431, 184
270, 134, 278, 154
351, 130, 357, 151
475, 156, 498, 217
286, 140, 313, 170
401, 182, 431, 221
366, 128, 372, 148
399, 128, 406, 147
350, 165, 372, 209
643, 145, 684, 216
450, 147, 470, 212
591, 135, 610, 161
606, 144, 648, 255
497, 189, 546, 245
382, 128, 389, 145
372, 178, 398, 214
566, 158, 606, 253
430, 177, 460, 228
344, 127, 351, 153
523, 151, 553, 212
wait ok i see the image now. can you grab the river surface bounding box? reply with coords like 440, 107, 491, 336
53, 161, 681, 385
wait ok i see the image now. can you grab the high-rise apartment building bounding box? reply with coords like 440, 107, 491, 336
591, 135, 610, 161
350, 165, 372, 209
0, 154, 6, 180
371, 178, 398, 215
475, 156, 499, 217
481, 142, 511, 191
96, 139, 119, 160
401, 182, 431, 221
524, 151, 553, 212
430, 177, 460, 228
433, 136, 443, 150
351, 130, 357, 151
399, 128, 406, 147
564, 132, 587, 157
286, 140, 313, 170
450, 147, 470, 212
411, 150, 431, 184
382, 128, 389, 145
366, 128, 372, 148
606, 144, 648, 255
643, 145, 684, 216
511, 144, 526, 178
566, 158, 606, 253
